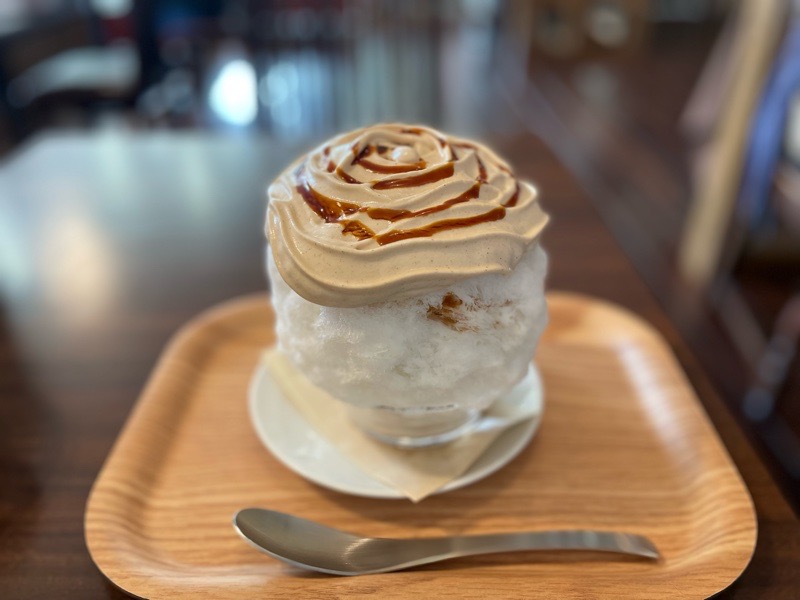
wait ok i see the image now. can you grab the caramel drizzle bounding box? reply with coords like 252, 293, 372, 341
340, 219, 375, 241
352, 144, 426, 174
325, 158, 362, 183
360, 157, 426, 174
297, 165, 482, 226
374, 207, 506, 245
426, 292, 467, 330
400, 126, 447, 148
335, 166, 360, 184
503, 183, 520, 208
351, 144, 372, 164
372, 162, 454, 190
294, 131, 519, 244
295, 165, 359, 223
365, 183, 480, 222
452, 143, 487, 183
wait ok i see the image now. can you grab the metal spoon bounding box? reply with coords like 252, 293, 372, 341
233, 508, 660, 575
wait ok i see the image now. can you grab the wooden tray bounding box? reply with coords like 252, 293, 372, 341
85, 292, 757, 599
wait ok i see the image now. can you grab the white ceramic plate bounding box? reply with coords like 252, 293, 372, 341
248, 364, 543, 499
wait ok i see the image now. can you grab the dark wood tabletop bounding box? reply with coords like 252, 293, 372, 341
0, 130, 798, 598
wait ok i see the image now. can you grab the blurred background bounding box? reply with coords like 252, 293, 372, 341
1, 0, 800, 507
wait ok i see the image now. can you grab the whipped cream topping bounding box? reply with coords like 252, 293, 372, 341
266, 124, 549, 307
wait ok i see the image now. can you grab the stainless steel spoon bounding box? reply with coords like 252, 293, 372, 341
233, 508, 660, 575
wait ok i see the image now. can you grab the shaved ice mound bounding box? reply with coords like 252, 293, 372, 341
267, 242, 548, 412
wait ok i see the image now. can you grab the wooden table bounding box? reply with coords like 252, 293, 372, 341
0, 131, 797, 598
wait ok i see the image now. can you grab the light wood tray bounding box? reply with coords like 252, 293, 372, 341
85, 292, 757, 599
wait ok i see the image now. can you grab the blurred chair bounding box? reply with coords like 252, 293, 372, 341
0, 4, 139, 141
675, 0, 788, 371
680, 1, 800, 480
740, 161, 800, 429
678, 0, 786, 291
6, 42, 138, 123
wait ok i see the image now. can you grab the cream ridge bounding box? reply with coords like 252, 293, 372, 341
266, 123, 549, 307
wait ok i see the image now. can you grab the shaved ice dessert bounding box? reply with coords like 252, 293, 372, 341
266, 124, 549, 446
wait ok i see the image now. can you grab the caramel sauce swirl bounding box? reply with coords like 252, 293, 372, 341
371, 162, 454, 191
374, 207, 507, 245
267, 123, 549, 307
352, 143, 427, 174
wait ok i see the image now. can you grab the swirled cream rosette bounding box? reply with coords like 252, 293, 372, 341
267, 123, 548, 308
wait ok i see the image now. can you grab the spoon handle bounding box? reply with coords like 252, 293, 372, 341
440, 530, 660, 561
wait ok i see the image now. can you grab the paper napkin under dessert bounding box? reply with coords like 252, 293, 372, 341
262, 348, 542, 502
